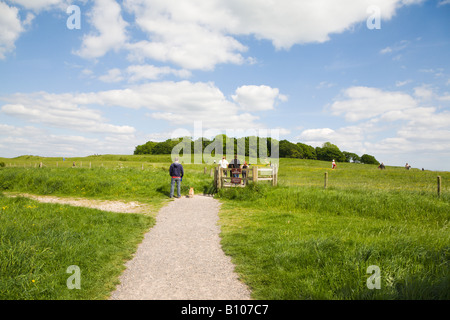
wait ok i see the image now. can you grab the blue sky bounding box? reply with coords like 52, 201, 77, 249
1, 0, 450, 171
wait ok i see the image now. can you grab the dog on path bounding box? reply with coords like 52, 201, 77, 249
188, 187, 194, 198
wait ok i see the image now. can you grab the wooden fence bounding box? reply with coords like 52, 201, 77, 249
214, 165, 278, 189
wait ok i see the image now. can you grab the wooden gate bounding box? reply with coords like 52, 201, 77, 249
214, 165, 278, 189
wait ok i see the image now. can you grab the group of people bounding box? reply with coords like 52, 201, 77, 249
219, 155, 248, 181
168, 155, 250, 198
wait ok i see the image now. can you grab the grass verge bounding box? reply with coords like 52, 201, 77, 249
216, 184, 450, 299
0, 193, 154, 300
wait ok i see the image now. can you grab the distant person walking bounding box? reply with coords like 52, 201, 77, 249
378, 162, 385, 169
332, 160, 337, 169
405, 163, 411, 170
169, 157, 184, 198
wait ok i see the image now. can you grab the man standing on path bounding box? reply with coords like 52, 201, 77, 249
169, 157, 184, 198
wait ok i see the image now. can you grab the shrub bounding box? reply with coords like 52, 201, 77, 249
361, 154, 380, 165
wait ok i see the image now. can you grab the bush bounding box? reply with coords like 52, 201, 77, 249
361, 154, 380, 165
0, 162, 5, 168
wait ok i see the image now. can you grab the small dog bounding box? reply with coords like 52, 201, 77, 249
188, 187, 194, 198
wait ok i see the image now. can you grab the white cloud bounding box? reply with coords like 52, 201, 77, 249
98, 68, 124, 83
439, 93, 450, 101
1, 81, 283, 133
0, 123, 140, 158
0, 2, 25, 59
7, 0, 67, 11
119, 0, 423, 70
232, 85, 287, 111
297, 126, 366, 152
298, 85, 450, 169
330, 86, 417, 122
75, 0, 128, 59
437, 0, 450, 6
0, 95, 135, 135
395, 80, 412, 87
380, 47, 393, 54
316, 81, 336, 89
413, 85, 435, 100
379, 40, 410, 55
125, 30, 247, 71
126, 65, 191, 82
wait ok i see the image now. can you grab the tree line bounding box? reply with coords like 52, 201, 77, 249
134, 135, 379, 165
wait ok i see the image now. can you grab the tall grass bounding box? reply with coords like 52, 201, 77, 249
1, 155, 448, 300
216, 162, 450, 300
0, 193, 154, 299
0, 166, 215, 208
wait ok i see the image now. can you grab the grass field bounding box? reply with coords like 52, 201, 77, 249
217, 160, 449, 299
0, 155, 449, 299
0, 194, 154, 299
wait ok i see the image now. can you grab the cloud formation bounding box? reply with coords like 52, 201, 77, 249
298, 85, 450, 159
1, 81, 285, 132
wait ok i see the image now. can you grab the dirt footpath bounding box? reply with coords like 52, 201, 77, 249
109, 195, 251, 300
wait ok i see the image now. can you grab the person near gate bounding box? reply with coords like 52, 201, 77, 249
169, 157, 184, 198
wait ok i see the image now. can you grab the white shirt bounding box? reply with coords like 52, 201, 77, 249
219, 159, 229, 168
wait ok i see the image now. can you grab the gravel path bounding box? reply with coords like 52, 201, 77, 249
109, 194, 251, 300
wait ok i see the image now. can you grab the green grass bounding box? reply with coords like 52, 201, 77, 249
216, 159, 450, 300
0, 193, 154, 300
0, 165, 215, 209
0, 155, 449, 300
0, 156, 215, 300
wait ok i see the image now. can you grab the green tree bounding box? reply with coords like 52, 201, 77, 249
343, 151, 361, 163
360, 154, 380, 165
297, 143, 317, 160
316, 142, 345, 162
279, 140, 303, 158
134, 141, 157, 155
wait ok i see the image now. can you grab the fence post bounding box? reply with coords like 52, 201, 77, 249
204, 167, 207, 174
437, 176, 441, 197
253, 166, 258, 183
218, 166, 223, 189
210, 168, 214, 177
324, 172, 328, 189
272, 165, 278, 186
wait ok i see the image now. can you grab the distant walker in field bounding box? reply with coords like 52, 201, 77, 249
169, 157, 184, 198
378, 162, 385, 170
332, 160, 337, 169
405, 163, 411, 170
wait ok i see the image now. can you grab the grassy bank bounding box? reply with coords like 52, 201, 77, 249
216, 163, 450, 299
1, 155, 448, 300
0, 165, 215, 209
0, 157, 215, 300
0, 193, 154, 300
